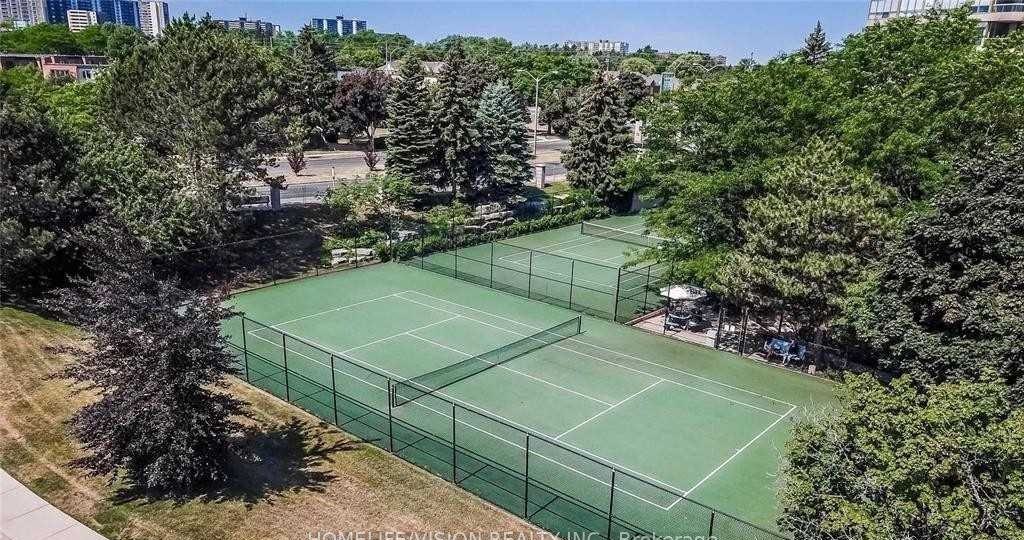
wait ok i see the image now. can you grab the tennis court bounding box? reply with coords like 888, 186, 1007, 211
417, 215, 664, 321
223, 261, 832, 539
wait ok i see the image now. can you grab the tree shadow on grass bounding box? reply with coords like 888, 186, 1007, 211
110, 418, 356, 508
215, 418, 356, 505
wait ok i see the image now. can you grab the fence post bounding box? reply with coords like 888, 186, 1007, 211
714, 306, 725, 349
454, 246, 459, 279
612, 267, 623, 321
490, 242, 495, 288
451, 403, 458, 483
739, 306, 749, 354
708, 511, 716, 537
387, 379, 395, 452
282, 333, 291, 402
642, 265, 653, 310
606, 470, 616, 540
523, 434, 531, 518
568, 259, 576, 309
527, 250, 534, 298
240, 317, 250, 381
330, 355, 339, 426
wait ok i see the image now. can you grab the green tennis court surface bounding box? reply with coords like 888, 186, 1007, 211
224, 260, 832, 539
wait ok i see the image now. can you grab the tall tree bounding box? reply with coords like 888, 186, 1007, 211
474, 81, 531, 199
847, 138, 1024, 398
781, 375, 1024, 539
285, 26, 337, 147
99, 17, 284, 241
563, 79, 634, 208
386, 58, 437, 193
45, 242, 245, 493
334, 71, 390, 170
718, 139, 896, 342
433, 40, 482, 199
800, 21, 831, 65
0, 90, 99, 302
615, 71, 650, 114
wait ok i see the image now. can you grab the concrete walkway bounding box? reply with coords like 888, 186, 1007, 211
1, 469, 105, 540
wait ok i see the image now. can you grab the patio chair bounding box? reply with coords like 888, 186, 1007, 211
782, 343, 808, 366
763, 337, 793, 362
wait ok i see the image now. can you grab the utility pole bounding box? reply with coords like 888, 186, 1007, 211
516, 69, 559, 157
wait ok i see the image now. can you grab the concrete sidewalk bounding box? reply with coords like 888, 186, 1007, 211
1, 469, 105, 540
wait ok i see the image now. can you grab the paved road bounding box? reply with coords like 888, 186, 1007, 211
266, 136, 570, 185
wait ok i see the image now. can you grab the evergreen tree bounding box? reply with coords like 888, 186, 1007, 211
615, 71, 649, 113
45, 241, 245, 493
474, 82, 531, 199
386, 58, 437, 193
563, 79, 634, 208
800, 21, 831, 65
433, 40, 482, 200
285, 26, 338, 147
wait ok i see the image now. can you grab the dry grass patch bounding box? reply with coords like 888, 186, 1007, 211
0, 307, 540, 539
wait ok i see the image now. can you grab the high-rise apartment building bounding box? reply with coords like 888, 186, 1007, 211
867, 0, 1023, 38
214, 17, 277, 45
0, 0, 46, 25
41, 0, 138, 27
564, 40, 630, 54
310, 15, 367, 36
137, 0, 168, 36
65, 8, 96, 31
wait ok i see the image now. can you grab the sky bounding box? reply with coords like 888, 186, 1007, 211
167, 1, 870, 63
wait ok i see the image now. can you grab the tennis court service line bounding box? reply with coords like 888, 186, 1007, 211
263, 291, 411, 329
396, 292, 789, 417
400, 290, 797, 409
339, 316, 462, 354
555, 380, 662, 440
404, 332, 614, 406
677, 403, 798, 502
243, 328, 677, 511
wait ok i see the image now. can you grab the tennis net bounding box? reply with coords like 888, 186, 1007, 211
391, 316, 583, 407
581, 222, 668, 248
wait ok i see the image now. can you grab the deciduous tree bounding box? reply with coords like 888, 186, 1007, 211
847, 138, 1024, 398
781, 375, 1024, 539
335, 71, 390, 170
45, 243, 245, 493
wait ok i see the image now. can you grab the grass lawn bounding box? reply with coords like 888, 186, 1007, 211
0, 307, 540, 539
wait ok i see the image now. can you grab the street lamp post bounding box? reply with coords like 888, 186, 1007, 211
517, 69, 559, 157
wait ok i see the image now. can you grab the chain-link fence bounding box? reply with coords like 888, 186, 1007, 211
223, 312, 791, 540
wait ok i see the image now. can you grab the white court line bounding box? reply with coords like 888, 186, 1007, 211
396, 292, 787, 417
261, 291, 408, 329
339, 316, 461, 354
555, 380, 662, 440
401, 290, 797, 409
404, 332, 613, 406
244, 330, 676, 510
677, 404, 798, 503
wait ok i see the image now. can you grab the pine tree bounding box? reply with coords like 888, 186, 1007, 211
433, 40, 482, 200
800, 21, 831, 65
285, 26, 337, 146
474, 82, 531, 199
615, 71, 650, 114
45, 240, 245, 493
386, 58, 437, 192
563, 79, 634, 208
